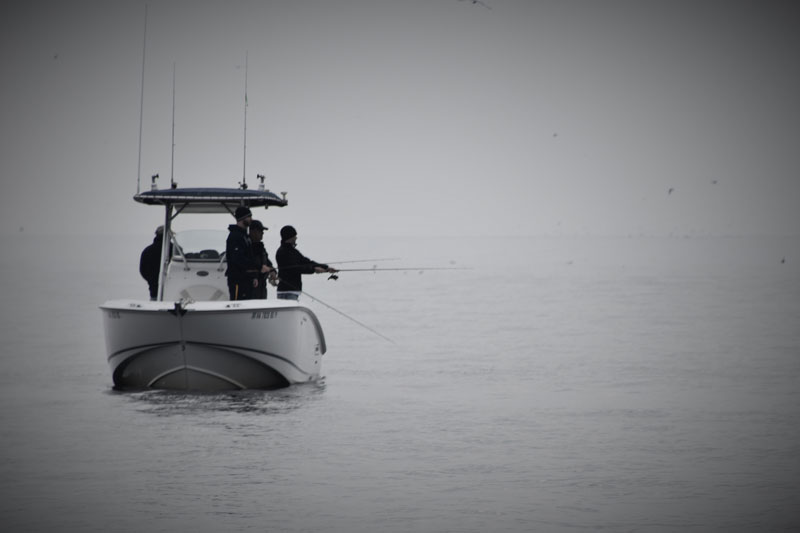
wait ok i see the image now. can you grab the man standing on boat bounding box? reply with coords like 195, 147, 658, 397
249, 219, 276, 299
226, 206, 261, 300
139, 226, 165, 300
275, 225, 337, 300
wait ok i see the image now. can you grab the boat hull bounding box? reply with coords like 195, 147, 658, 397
100, 299, 326, 391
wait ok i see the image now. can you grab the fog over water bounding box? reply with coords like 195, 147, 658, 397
1, 1, 799, 531
1, 0, 799, 238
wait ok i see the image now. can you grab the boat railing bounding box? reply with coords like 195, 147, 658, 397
169, 235, 191, 271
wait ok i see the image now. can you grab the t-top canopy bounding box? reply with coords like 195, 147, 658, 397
134, 187, 287, 213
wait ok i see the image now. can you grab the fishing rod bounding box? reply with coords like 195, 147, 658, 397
275, 258, 400, 273
325, 257, 401, 265
276, 265, 469, 281
333, 267, 471, 272
324, 267, 470, 281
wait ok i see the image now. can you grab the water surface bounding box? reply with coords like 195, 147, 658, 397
1, 234, 798, 532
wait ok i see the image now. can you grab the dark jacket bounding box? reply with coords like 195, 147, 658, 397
225, 224, 259, 284
251, 240, 274, 299
276, 242, 327, 292
139, 234, 164, 299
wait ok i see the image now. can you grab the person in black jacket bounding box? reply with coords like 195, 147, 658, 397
226, 206, 261, 300
275, 225, 337, 300
249, 219, 276, 299
139, 226, 165, 300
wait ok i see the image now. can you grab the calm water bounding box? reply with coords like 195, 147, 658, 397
1, 234, 799, 532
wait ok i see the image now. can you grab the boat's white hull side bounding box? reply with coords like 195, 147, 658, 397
100, 299, 326, 390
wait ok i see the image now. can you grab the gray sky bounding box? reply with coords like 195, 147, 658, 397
2, 0, 798, 237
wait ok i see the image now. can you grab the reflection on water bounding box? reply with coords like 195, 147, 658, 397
111, 379, 327, 416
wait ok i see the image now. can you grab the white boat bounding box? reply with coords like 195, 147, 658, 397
100, 185, 327, 391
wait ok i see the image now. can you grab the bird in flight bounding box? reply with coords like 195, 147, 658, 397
458, 0, 492, 9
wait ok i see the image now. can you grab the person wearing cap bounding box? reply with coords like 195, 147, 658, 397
225, 206, 261, 300
275, 225, 337, 300
249, 219, 276, 299
139, 225, 166, 300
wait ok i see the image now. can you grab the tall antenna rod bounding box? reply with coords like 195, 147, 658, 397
170, 62, 176, 187
242, 52, 248, 187
136, 4, 148, 194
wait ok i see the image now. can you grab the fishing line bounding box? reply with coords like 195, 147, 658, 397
271, 266, 470, 343
276, 278, 395, 344
301, 289, 396, 344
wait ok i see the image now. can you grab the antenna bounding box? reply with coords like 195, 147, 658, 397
136, 4, 148, 195
170, 62, 176, 188
241, 51, 249, 188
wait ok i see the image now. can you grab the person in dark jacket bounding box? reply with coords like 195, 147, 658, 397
225, 206, 261, 300
249, 219, 276, 299
275, 225, 337, 300
139, 226, 165, 300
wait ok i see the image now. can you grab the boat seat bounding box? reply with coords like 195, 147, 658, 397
198, 249, 220, 260
183, 249, 221, 261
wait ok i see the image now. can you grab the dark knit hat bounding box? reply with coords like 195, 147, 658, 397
280, 225, 297, 241
235, 206, 252, 221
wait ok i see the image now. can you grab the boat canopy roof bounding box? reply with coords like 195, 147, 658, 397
134, 187, 287, 213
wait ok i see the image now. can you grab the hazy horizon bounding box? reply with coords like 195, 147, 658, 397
2, 0, 799, 238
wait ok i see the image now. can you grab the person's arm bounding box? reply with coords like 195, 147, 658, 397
291, 249, 318, 274
311, 260, 337, 274
262, 255, 275, 275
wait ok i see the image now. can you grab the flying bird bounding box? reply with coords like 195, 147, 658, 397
457, 0, 492, 9
668, 187, 674, 195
